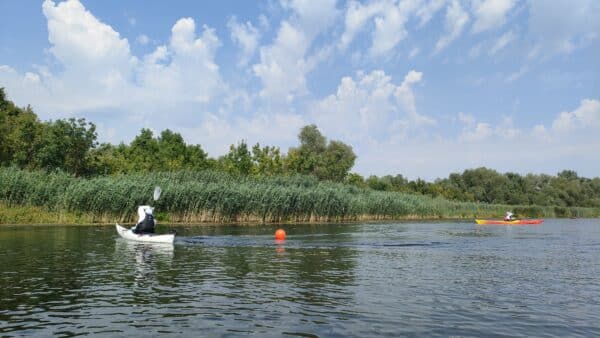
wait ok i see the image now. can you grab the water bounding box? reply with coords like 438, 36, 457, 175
1, 219, 600, 337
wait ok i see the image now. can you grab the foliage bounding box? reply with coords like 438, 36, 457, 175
286, 125, 356, 181
2, 89, 600, 213
3, 167, 597, 224
365, 167, 600, 208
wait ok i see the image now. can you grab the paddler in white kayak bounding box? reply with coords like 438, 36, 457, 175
131, 205, 156, 234
130, 186, 161, 234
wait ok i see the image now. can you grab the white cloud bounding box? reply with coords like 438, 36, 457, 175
310, 69, 434, 143
472, 0, 516, 33
339, 0, 421, 57
495, 116, 520, 139
434, 0, 469, 53
395, 70, 435, 125
136, 34, 150, 45
416, 0, 446, 27
338, 1, 385, 51
282, 0, 339, 38
532, 124, 550, 142
1, 0, 224, 120
43, 0, 133, 68
253, 22, 310, 103
489, 30, 516, 55
138, 18, 223, 105
552, 99, 600, 132
370, 1, 419, 57
457, 113, 519, 142
528, 0, 600, 55
253, 0, 338, 104
460, 122, 492, 142
227, 16, 260, 66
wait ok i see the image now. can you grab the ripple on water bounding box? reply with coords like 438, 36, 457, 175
1, 221, 600, 336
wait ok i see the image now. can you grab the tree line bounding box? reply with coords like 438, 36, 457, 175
0, 88, 356, 181
1, 88, 599, 208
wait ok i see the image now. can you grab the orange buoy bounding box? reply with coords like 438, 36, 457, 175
275, 229, 286, 240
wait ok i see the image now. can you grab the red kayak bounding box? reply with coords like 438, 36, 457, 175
475, 219, 544, 225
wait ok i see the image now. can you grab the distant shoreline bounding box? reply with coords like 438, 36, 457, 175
0, 204, 594, 226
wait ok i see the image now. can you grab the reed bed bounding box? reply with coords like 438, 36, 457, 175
0, 167, 598, 224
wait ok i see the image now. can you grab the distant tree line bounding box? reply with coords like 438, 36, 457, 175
350, 168, 600, 208
1, 88, 599, 208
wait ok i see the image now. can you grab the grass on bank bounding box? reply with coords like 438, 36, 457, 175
0, 167, 598, 224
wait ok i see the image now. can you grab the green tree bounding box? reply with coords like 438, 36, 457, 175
286, 125, 356, 181
158, 129, 187, 170
346, 172, 366, 188
33, 118, 97, 176
128, 128, 160, 172
252, 143, 284, 176
222, 140, 253, 176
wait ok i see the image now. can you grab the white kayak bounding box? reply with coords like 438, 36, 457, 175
115, 224, 175, 244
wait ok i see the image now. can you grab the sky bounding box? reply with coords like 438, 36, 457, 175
0, 0, 599, 180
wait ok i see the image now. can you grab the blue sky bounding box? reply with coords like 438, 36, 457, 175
1, 0, 599, 180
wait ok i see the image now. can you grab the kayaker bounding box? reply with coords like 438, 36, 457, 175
132, 205, 156, 234
504, 211, 514, 221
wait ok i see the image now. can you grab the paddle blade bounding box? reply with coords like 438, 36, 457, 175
153, 186, 162, 201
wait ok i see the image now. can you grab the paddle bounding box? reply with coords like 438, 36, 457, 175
153, 186, 162, 201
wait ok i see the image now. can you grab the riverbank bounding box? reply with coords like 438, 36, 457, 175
1, 168, 599, 225
1, 202, 597, 225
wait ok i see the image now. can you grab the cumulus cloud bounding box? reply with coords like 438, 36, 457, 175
339, 1, 386, 51
310, 69, 434, 142
370, 1, 419, 57
552, 99, 600, 131
227, 16, 260, 66
434, 0, 469, 53
43, 0, 133, 69
460, 122, 493, 142
457, 113, 519, 142
472, 0, 516, 33
0, 0, 224, 128
253, 0, 337, 104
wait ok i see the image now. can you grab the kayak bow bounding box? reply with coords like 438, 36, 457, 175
115, 223, 175, 243
475, 219, 544, 225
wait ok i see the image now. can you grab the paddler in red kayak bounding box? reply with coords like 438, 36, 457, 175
504, 211, 515, 221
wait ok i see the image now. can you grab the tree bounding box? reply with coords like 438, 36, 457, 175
33, 118, 97, 176
346, 172, 366, 188
317, 140, 357, 181
158, 129, 187, 170
252, 143, 284, 176
222, 140, 253, 176
286, 125, 356, 181
128, 128, 160, 172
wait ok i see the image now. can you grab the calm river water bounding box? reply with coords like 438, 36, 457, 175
1, 219, 600, 337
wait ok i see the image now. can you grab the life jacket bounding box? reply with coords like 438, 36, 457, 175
134, 213, 155, 233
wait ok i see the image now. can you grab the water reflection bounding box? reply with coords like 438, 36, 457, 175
114, 239, 174, 287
